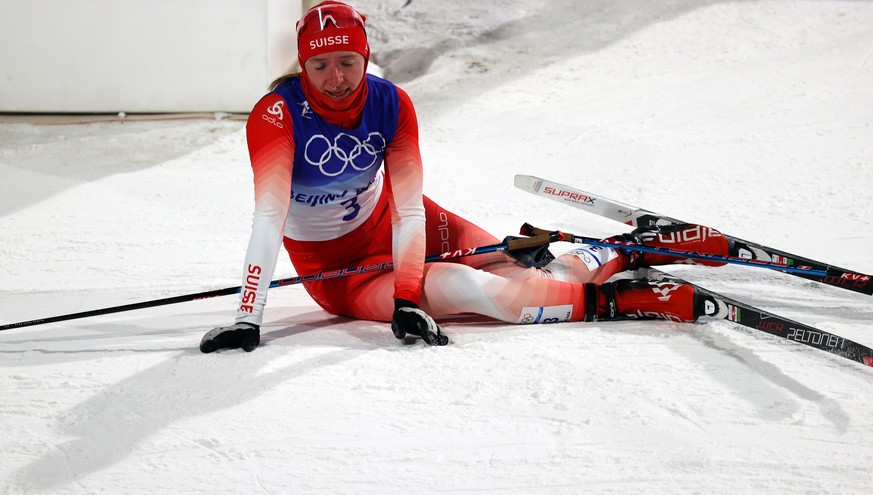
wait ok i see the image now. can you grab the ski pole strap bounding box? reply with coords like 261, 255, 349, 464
520, 223, 828, 277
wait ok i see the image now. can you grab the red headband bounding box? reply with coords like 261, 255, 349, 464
297, 2, 369, 66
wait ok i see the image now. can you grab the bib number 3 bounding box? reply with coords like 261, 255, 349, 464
340, 196, 361, 221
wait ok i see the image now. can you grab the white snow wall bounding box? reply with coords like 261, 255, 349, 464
0, 0, 301, 113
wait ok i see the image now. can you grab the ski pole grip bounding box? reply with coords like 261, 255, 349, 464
519, 222, 537, 236
521, 224, 551, 237
521, 223, 567, 241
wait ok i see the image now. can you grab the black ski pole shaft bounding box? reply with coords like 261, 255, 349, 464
1, 234, 556, 331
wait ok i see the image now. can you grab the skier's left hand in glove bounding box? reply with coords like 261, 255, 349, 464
199, 322, 260, 353
391, 299, 449, 346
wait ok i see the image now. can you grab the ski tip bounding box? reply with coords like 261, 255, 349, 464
864, 356, 873, 368
513, 174, 542, 191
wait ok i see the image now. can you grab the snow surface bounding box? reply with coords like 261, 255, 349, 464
2, 1, 873, 493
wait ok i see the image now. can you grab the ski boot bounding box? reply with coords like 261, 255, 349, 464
609, 223, 731, 270
585, 277, 718, 323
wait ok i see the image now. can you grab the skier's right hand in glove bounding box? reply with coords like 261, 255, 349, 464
391, 299, 449, 346
199, 322, 260, 353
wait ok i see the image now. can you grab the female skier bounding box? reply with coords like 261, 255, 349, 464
200, 1, 729, 353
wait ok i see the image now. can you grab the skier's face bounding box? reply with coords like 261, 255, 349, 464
304, 51, 366, 101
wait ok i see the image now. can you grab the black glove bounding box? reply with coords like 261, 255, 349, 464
502, 235, 555, 268
391, 299, 449, 346
199, 322, 260, 353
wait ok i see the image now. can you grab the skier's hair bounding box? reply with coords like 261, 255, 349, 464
268, 71, 301, 91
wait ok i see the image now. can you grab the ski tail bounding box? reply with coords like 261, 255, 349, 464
642, 269, 873, 368
513, 174, 680, 226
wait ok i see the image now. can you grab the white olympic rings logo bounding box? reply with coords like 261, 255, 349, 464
303, 132, 386, 177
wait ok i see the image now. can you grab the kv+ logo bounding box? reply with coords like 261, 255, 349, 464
304, 132, 386, 177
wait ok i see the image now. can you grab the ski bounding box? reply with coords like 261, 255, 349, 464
514, 174, 873, 296
518, 223, 873, 368
518, 223, 827, 277
641, 268, 873, 368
